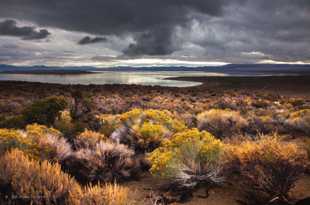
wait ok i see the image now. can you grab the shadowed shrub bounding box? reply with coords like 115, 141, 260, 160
63, 141, 139, 184
0, 115, 26, 129
22, 96, 67, 126
197, 109, 248, 138
225, 135, 308, 205
54, 110, 77, 139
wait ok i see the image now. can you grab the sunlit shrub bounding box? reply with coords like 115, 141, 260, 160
74, 129, 106, 149
98, 108, 187, 152
148, 129, 224, 199
285, 109, 310, 134
22, 96, 67, 126
69, 183, 132, 205
26, 124, 72, 161
225, 135, 307, 205
197, 109, 248, 138
97, 114, 122, 137
63, 141, 138, 184
0, 149, 79, 205
0, 128, 36, 156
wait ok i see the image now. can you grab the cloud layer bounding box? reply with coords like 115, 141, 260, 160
0, 0, 309, 65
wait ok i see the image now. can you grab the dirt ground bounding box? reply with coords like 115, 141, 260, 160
125, 174, 310, 205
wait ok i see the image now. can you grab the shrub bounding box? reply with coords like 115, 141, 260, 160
63, 141, 138, 184
26, 124, 72, 161
98, 109, 187, 152
0, 115, 26, 129
74, 129, 106, 149
22, 96, 67, 126
225, 135, 307, 205
69, 183, 132, 205
285, 109, 310, 134
0, 128, 35, 156
197, 109, 248, 138
148, 129, 224, 200
54, 110, 76, 139
97, 114, 122, 137
0, 149, 79, 205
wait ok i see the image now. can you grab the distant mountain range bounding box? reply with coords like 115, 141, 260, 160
1, 64, 310, 75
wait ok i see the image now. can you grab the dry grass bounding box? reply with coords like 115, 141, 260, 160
0, 149, 79, 205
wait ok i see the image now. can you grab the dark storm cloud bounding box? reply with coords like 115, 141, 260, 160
0, 0, 309, 63
0, 19, 50, 40
123, 26, 177, 56
78, 36, 107, 45
0, 0, 236, 55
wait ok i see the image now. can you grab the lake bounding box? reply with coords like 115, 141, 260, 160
0, 71, 229, 87
0, 70, 302, 87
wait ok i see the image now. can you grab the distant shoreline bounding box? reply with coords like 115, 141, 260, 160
0, 70, 94, 75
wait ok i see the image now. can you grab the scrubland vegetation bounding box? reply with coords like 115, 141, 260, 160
0, 81, 310, 204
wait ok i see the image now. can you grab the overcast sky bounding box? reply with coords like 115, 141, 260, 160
0, 0, 309, 67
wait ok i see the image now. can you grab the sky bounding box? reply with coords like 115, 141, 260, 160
0, 0, 309, 67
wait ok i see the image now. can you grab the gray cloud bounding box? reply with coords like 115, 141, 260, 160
0, 0, 237, 56
78, 36, 107, 45
0, 0, 309, 63
0, 19, 50, 40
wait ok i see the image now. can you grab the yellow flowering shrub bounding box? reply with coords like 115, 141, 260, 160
0, 128, 39, 156
148, 128, 224, 181
25, 124, 72, 161
225, 135, 308, 205
0, 124, 72, 162
97, 108, 186, 151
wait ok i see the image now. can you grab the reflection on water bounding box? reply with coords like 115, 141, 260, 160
0, 71, 225, 87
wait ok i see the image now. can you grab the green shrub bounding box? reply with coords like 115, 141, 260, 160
0, 115, 26, 129
22, 96, 67, 126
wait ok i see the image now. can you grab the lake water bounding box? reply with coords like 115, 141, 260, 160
0, 71, 228, 87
